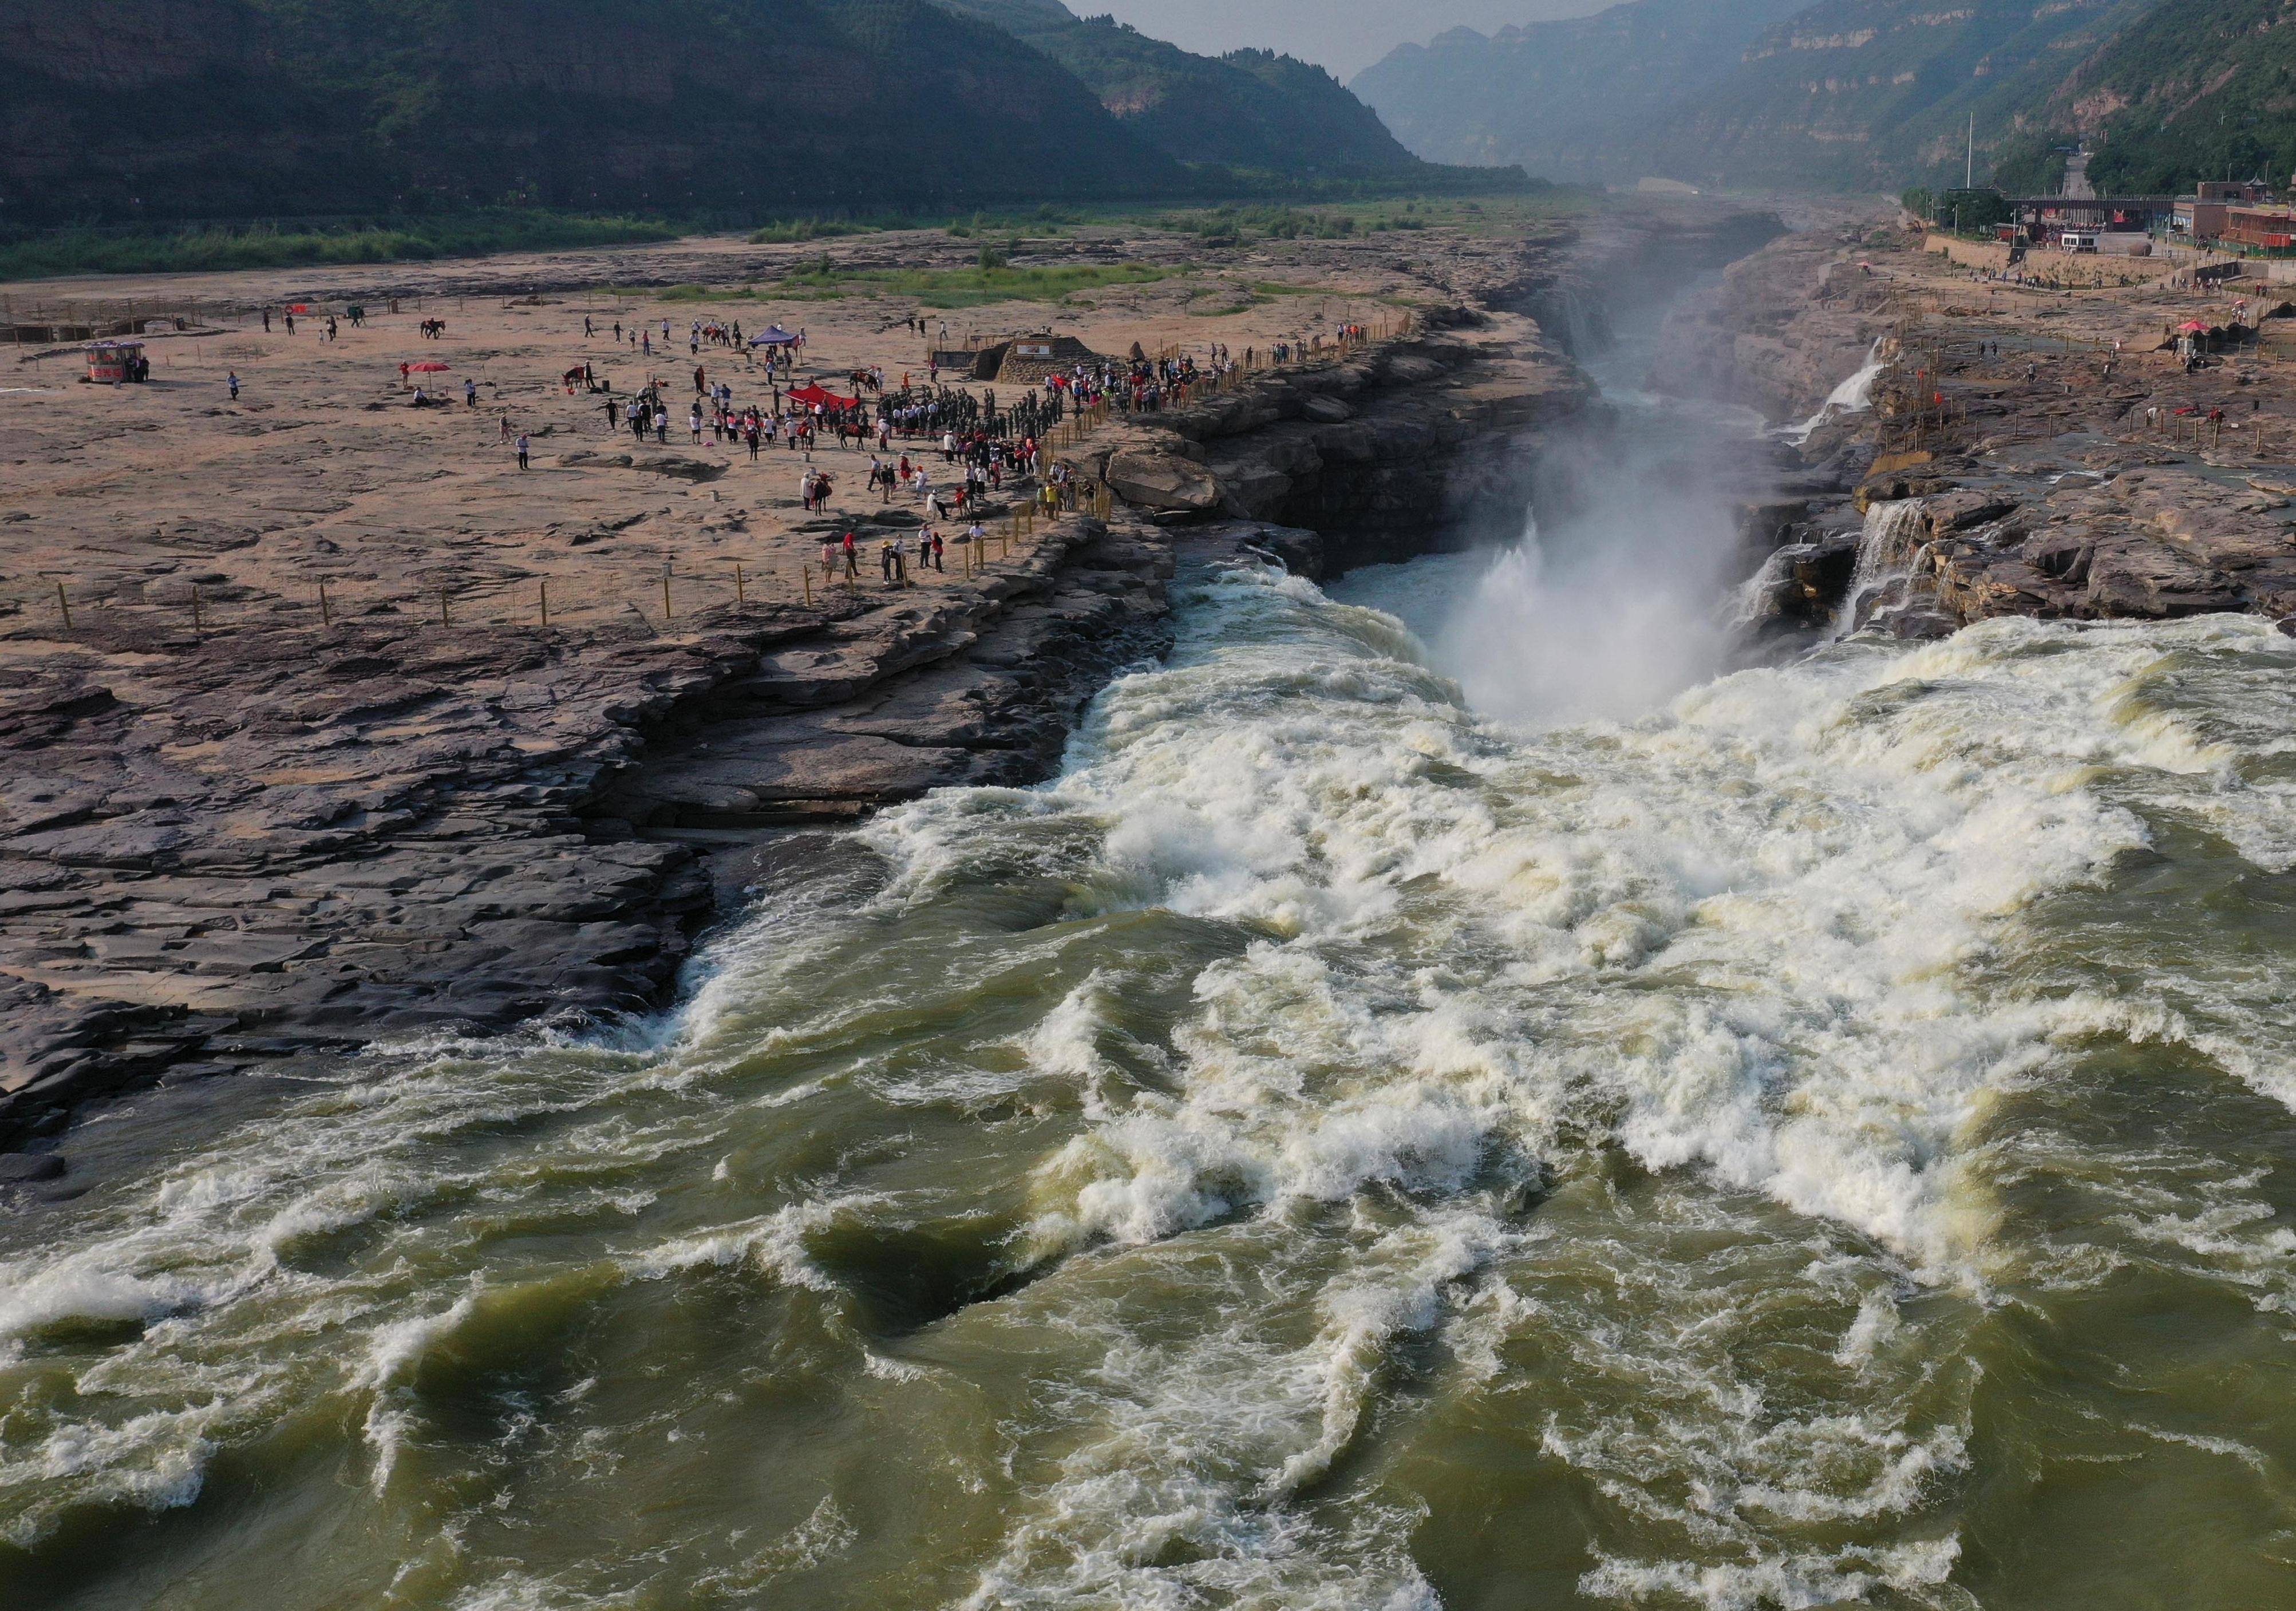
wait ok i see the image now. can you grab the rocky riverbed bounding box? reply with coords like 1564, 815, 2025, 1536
31, 194, 2295, 1168
2, 203, 1785, 1161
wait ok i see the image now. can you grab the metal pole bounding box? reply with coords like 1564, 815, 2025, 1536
56, 581, 70, 631
540, 581, 549, 627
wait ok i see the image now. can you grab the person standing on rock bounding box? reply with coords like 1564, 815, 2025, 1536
516, 432, 530, 471
262, 309, 271, 333
843, 532, 859, 584
654, 406, 669, 444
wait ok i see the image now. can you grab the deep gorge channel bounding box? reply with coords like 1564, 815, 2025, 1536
6, 281, 2296, 1611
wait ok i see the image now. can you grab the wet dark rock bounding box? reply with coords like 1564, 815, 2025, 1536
1244, 525, 1327, 580
1082, 325, 1590, 555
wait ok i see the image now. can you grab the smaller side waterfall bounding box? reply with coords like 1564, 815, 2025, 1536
1730, 543, 1805, 629
1785, 338, 1887, 444
1831, 498, 1927, 637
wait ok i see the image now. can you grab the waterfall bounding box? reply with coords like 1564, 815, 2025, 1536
1831, 497, 1927, 638
1730, 542, 1805, 629
1534, 282, 1609, 358
1784, 338, 1886, 444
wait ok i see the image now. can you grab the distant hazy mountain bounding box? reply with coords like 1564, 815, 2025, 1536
1350, 0, 1812, 185
1354, 0, 2169, 193
933, 0, 1434, 179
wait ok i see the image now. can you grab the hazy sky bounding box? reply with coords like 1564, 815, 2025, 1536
1090, 0, 1614, 81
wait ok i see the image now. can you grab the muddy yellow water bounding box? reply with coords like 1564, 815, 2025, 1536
5, 554, 2296, 1610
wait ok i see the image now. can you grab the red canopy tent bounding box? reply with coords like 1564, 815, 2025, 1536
788, 382, 855, 409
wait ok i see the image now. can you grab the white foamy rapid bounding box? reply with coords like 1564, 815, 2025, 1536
3, 560, 2295, 1609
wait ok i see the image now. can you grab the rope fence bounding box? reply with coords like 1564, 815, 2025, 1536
10, 483, 1117, 643
9, 310, 1422, 643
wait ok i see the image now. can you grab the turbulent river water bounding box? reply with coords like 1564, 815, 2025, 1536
8, 345, 2296, 1611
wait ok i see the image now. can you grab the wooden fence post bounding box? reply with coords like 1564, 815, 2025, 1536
56, 581, 70, 631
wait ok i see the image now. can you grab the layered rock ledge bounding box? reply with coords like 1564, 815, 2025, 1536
0, 321, 1578, 1153
1670, 211, 2296, 645
1, 199, 1799, 1159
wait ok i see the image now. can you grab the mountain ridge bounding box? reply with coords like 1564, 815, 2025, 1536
1350, 0, 1816, 187
930, 0, 1436, 179
1354, 0, 2184, 194
0, 0, 1508, 231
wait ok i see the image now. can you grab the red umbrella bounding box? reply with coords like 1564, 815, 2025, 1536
407, 360, 452, 372
2178, 321, 2212, 333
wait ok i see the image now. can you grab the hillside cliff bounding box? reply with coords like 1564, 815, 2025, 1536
1671, 0, 2164, 191
1997, 0, 2296, 195
0, 0, 1184, 226
1355, 0, 2174, 193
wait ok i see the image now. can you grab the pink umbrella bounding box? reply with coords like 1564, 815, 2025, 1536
407, 360, 452, 372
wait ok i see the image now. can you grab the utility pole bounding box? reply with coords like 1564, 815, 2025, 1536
1967, 113, 1975, 190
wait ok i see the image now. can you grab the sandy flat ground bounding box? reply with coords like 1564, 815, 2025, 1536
1, 227, 1448, 643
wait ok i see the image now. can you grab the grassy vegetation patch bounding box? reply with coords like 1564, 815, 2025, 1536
0, 212, 682, 281
748, 219, 871, 244
658, 261, 1177, 310
1145, 191, 1586, 246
